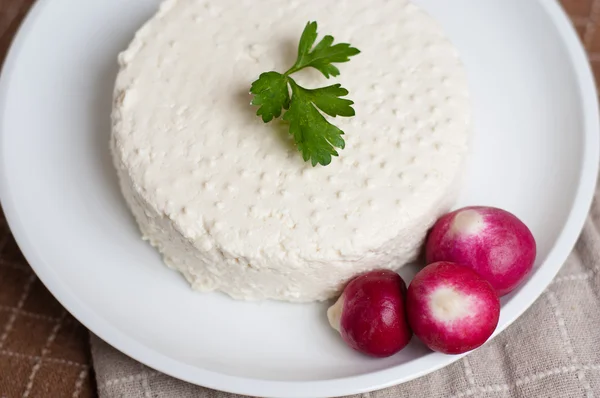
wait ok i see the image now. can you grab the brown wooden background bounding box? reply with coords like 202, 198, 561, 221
0, 0, 598, 397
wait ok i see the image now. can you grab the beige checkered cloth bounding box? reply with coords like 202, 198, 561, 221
91, 176, 600, 397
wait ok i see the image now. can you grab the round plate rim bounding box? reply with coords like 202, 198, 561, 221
0, 1, 598, 397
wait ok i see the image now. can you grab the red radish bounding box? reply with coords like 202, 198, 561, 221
426, 206, 536, 296
406, 261, 500, 354
327, 270, 412, 357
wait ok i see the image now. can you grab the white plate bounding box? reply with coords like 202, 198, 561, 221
0, 0, 598, 397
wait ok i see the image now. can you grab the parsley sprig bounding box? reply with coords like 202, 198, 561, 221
250, 22, 360, 166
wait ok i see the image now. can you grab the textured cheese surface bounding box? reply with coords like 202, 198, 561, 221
111, 0, 472, 302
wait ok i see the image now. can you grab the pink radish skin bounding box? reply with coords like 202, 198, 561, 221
327, 270, 412, 357
426, 206, 536, 296
407, 261, 500, 354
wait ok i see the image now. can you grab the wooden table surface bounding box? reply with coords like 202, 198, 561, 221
0, 0, 599, 397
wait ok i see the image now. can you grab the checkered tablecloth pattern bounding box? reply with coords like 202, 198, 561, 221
1, 1, 600, 397
0, 221, 95, 396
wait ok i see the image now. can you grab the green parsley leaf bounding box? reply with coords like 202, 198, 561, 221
283, 79, 347, 166
299, 84, 355, 118
250, 72, 290, 122
249, 21, 359, 166
286, 21, 361, 78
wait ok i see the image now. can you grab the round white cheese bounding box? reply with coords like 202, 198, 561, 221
111, 0, 471, 302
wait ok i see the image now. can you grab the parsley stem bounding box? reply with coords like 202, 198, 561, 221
284, 65, 302, 76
